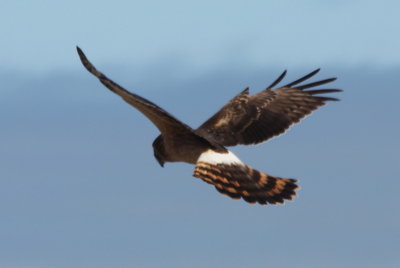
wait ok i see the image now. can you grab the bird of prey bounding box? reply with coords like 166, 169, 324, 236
77, 47, 341, 205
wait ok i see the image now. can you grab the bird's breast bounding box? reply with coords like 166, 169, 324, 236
164, 135, 210, 164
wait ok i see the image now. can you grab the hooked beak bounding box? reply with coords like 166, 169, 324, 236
155, 156, 165, 167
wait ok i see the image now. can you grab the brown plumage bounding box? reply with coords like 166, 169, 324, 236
196, 69, 341, 146
194, 161, 298, 205
77, 47, 341, 205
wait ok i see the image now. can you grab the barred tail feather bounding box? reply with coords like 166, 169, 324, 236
193, 160, 299, 205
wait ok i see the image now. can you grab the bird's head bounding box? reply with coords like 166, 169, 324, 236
152, 135, 166, 167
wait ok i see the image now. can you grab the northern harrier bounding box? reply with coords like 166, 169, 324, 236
77, 47, 341, 205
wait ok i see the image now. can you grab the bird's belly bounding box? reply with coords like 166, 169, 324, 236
169, 147, 202, 164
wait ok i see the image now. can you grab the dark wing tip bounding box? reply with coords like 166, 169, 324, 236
306, 88, 343, 101
307, 89, 343, 94
310, 68, 321, 75
76, 46, 86, 62
282, 68, 321, 88
76, 46, 102, 78
297, 77, 338, 90
317, 96, 341, 101
266, 69, 287, 89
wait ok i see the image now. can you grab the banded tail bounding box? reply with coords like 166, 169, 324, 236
193, 150, 299, 205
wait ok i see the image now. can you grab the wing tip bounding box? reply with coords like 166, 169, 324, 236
306, 89, 343, 101
242, 87, 250, 94
282, 68, 329, 88
266, 69, 288, 89
76, 46, 86, 61
76, 46, 103, 78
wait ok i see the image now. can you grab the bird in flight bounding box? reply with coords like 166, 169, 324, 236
77, 47, 341, 205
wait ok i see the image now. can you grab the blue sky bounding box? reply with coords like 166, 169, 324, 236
1, 1, 400, 267
2, 0, 400, 73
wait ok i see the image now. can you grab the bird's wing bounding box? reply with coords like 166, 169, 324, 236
77, 47, 192, 134
193, 149, 299, 205
196, 69, 341, 146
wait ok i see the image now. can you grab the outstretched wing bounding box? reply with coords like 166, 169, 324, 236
196, 69, 342, 146
193, 150, 299, 205
77, 47, 191, 134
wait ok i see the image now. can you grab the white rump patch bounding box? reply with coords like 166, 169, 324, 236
197, 150, 243, 165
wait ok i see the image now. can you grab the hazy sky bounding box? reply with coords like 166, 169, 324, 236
1, 1, 400, 268
2, 0, 400, 73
